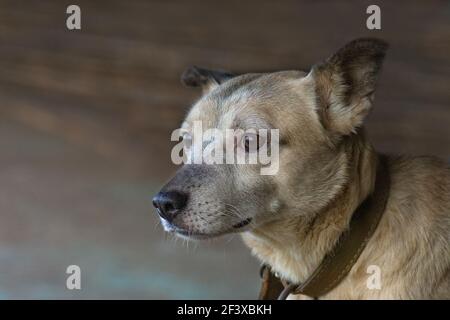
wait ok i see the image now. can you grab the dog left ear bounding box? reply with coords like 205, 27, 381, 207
181, 66, 235, 94
310, 38, 388, 136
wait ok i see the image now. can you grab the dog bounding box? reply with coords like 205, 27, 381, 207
153, 38, 450, 299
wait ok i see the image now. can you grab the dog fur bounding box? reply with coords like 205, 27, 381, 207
157, 38, 450, 299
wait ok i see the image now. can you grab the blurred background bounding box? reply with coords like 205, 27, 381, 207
0, 0, 449, 299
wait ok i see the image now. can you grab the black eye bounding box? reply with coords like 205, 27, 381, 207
241, 133, 264, 153
182, 133, 193, 149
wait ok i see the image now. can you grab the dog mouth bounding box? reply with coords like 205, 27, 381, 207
169, 218, 253, 240
231, 218, 252, 229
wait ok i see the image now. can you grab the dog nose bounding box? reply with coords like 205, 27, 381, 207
152, 191, 188, 222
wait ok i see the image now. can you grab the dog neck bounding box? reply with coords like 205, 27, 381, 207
242, 131, 378, 284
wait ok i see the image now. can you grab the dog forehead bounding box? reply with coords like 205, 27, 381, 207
185, 70, 308, 129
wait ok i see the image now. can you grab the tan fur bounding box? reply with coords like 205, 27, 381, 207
242, 136, 450, 299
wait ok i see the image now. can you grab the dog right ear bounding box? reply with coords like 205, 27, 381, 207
181, 66, 235, 93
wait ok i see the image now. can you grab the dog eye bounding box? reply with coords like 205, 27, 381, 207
182, 133, 193, 149
241, 133, 264, 153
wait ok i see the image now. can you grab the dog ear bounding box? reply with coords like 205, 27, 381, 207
181, 66, 235, 93
310, 38, 388, 136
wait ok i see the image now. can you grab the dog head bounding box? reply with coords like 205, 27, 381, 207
153, 38, 388, 240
